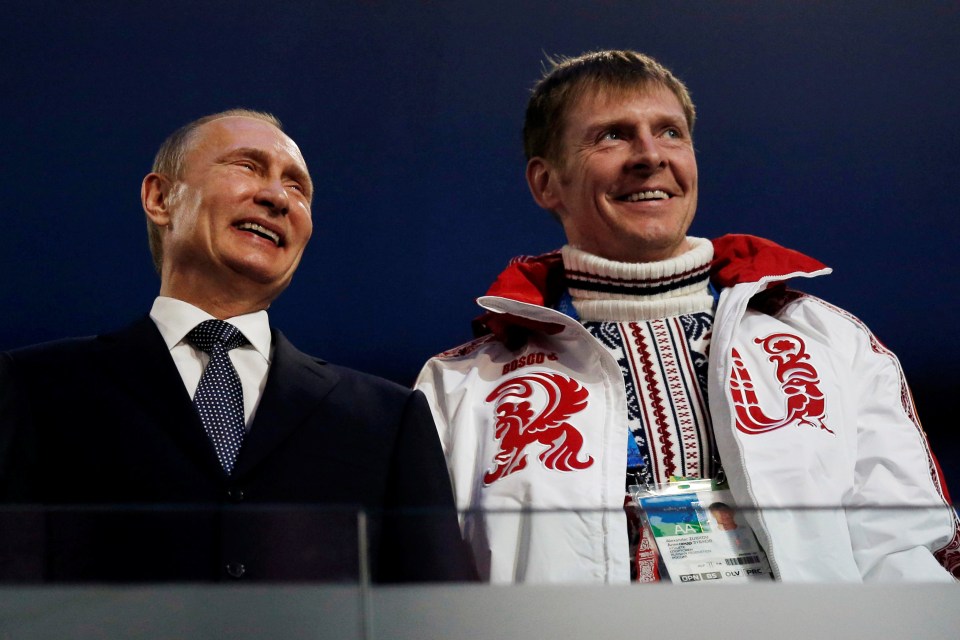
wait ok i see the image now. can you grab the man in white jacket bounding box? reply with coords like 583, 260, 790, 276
416, 50, 959, 583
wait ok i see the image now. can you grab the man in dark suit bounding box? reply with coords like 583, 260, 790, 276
0, 109, 474, 583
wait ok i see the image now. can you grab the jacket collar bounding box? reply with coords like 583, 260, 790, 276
99, 316, 225, 478
473, 234, 830, 342
710, 234, 829, 288
99, 318, 340, 480
232, 330, 339, 477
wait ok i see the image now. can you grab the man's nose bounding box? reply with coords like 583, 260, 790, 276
626, 131, 664, 171
254, 179, 289, 215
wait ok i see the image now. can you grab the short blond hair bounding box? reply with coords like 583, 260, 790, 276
523, 50, 696, 164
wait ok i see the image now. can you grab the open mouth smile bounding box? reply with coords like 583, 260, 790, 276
236, 221, 282, 246
616, 189, 671, 202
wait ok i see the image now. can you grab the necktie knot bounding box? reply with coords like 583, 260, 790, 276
187, 319, 248, 354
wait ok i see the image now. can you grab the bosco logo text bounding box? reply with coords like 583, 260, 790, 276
501, 351, 558, 375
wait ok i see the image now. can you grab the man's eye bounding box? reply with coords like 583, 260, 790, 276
238, 162, 256, 171
287, 183, 304, 193
664, 128, 681, 139
601, 130, 622, 141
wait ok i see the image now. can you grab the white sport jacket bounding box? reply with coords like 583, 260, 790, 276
415, 235, 960, 583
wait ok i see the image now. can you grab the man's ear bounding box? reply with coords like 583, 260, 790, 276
525, 157, 563, 214
141, 173, 174, 227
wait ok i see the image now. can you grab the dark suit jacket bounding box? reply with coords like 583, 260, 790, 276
0, 316, 475, 583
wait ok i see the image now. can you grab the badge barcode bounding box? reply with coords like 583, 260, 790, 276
724, 554, 760, 566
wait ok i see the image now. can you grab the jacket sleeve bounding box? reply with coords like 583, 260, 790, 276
843, 322, 960, 581
377, 387, 478, 583
413, 358, 456, 458
413, 352, 484, 513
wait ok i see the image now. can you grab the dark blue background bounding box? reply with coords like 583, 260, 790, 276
2, 1, 957, 494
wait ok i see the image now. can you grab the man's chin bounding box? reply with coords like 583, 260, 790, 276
620, 227, 692, 261
226, 260, 295, 295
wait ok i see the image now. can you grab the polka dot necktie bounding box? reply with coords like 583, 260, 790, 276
187, 319, 250, 474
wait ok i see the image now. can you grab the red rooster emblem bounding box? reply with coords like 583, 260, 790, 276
729, 333, 833, 435
483, 372, 593, 485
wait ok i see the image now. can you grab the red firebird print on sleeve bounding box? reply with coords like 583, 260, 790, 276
729, 333, 834, 435
483, 371, 594, 485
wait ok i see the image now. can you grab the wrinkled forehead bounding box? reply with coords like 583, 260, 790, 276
187, 116, 309, 171
548, 79, 686, 163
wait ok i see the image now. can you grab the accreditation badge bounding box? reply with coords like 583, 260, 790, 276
631, 479, 774, 584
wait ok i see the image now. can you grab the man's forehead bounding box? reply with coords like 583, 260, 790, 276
191, 116, 305, 162
567, 82, 684, 123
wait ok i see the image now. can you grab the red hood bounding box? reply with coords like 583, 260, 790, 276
481, 250, 565, 309
474, 234, 828, 342
710, 234, 828, 288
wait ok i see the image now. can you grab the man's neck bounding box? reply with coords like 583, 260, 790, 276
158, 281, 275, 320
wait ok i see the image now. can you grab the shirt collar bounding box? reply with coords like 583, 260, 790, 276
149, 296, 272, 362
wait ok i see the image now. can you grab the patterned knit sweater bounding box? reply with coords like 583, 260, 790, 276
561, 238, 718, 489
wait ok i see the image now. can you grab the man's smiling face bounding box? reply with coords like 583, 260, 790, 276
149, 115, 314, 311
527, 83, 698, 263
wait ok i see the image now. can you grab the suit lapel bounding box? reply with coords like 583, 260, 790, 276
98, 316, 223, 475
232, 330, 340, 476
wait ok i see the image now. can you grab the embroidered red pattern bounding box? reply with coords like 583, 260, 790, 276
483, 372, 594, 485
729, 332, 833, 435
630, 323, 678, 478
658, 318, 701, 474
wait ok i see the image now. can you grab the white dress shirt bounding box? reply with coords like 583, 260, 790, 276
149, 297, 272, 430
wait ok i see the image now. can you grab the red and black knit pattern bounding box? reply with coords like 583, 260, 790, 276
566, 261, 710, 298
585, 313, 716, 486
